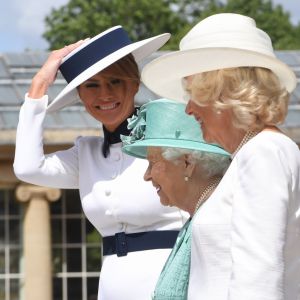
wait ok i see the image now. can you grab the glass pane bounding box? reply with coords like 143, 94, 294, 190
285, 109, 300, 127
67, 278, 82, 300
87, 277, 99, 300
52, 278, 62, 300
10, 249, 20, 273
9, 219, 20, 245
0, 279, 5, 300
86, 220, 101, 244
67, 248, 81, 272
0, 249, 4, 273
86, 247, 101, 272
0, 85, 19, 105
51, 219, 62, 244
82, 112, 98, 127
10, 279, 20, 300
65, 190, 82, 214
5, 53, 34, 67
0, 191, 4, 215
66, 219, 81, 243
50, 198, 62, 215
52, 248, 62, 273
276, 52, 299, 65
59, 111, 85, 128
48, 84, 67, 100
0, 220, 4, 243
44, 114, 60, 128
0, 59, 9, 77
8, 191, 19, 215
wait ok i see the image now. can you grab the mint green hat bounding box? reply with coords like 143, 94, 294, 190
122, 99, 229, 159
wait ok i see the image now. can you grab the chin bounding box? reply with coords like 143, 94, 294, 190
203, 134, 215, 143
160, 198, 171, 207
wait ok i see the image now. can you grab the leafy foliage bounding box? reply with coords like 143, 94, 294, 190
197, 0, 300, 49
43, 0, 187, 50
43, 0, 300, 50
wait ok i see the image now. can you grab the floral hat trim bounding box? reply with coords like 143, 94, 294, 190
121, 104, 147, 145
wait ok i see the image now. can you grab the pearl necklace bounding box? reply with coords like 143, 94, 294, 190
193, 177, 221, 215
231, 131, 258, 159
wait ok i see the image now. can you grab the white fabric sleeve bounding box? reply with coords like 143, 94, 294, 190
228, 141, 290, 300
13, 94, 79, 188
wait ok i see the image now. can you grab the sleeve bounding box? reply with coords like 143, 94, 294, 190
228, 141, 290, 300
13, 95, 79, 189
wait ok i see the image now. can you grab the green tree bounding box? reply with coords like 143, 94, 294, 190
43, 0, 188, 50
197, 0, 300, 49
43, 0, 300, 50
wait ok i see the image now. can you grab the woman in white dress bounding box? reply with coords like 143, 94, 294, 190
13, 26, 187, 300
141, 13, 300, 300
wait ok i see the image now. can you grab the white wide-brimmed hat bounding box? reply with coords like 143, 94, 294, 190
141, 13, 297, 102
46, 26, 170, 112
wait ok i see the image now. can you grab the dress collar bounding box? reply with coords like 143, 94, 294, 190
102, 107, 139, 158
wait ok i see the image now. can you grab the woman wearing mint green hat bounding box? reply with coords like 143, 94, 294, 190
13, 27, 188, 300
122, 98, 231, 299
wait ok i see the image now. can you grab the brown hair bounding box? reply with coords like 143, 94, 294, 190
102, 53, 140, 84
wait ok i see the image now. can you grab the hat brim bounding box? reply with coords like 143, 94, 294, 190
141, 47, 297, 102
46, 33, 170, 113
122, 138, 230, 159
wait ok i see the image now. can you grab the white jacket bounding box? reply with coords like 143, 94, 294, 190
14, 96, 187, 300
189, 131, 300, 300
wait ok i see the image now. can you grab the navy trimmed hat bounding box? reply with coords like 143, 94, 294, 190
46, 26, 170, 113
122, 99, 229, 159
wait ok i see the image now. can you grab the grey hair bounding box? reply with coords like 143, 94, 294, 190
161, 147, 231, 178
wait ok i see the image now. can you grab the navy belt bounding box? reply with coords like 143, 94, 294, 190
102, 230, 179, 257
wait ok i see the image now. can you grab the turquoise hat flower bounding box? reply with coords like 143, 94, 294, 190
122, 99, 229, 159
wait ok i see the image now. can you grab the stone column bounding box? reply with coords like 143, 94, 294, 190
16, 185, 61, 300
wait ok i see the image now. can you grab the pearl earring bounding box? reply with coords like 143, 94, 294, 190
184, 176, 189, 182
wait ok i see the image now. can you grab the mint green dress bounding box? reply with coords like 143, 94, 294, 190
151, 218, 192, 300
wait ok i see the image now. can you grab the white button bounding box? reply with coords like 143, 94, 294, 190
118, 223, 125, 230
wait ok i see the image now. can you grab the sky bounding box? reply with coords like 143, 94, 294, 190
0, 0, 299, 53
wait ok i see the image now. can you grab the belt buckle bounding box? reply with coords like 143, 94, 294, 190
115, 232, 128, 257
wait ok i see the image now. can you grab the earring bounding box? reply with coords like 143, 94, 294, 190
217, 110, 221, 115
184, 176, 189, 182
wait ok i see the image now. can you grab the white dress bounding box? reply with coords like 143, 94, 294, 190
14, 96, 187, 300
188, 131, 300, 300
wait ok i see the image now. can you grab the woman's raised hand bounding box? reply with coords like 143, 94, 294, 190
28, 39, 88, 99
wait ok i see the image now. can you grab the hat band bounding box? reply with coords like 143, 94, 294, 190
59, 27, 132, 83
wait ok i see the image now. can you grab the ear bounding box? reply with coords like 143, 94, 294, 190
183, 154, 197, 178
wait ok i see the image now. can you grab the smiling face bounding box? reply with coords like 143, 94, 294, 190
78, 57, 139, 131
183, 75, 235, 151
144, 147, 193, 208
185, 100, 229, 145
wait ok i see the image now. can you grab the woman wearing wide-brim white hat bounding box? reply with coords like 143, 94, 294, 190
142, 13, 300, 300
14, 26, 189, 300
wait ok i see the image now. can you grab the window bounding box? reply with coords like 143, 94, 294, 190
0, 189, 22, 300
51, 190, 101, 300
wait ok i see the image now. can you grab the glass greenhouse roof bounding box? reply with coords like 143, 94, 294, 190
0, 50, 299, 131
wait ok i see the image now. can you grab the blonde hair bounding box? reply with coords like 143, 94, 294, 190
191, 67, 290, 131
